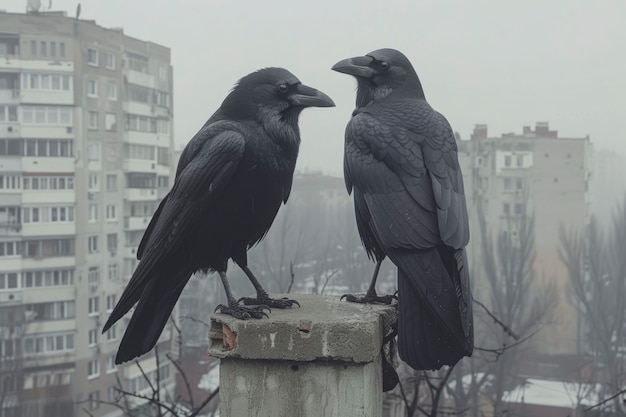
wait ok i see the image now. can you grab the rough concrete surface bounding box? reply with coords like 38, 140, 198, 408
219, 356, 382, 417
208, 294, 397, 363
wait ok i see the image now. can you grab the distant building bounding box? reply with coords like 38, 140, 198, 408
458, 122, 592, 355
0, 9, 175, 417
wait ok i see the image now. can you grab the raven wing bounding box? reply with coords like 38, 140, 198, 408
103, 127, 246, 331
137, 120, 222, 259
344, 110, 441, 252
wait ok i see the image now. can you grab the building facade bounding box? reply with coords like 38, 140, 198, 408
458, 122, 592, 355
0, 10, 175, 417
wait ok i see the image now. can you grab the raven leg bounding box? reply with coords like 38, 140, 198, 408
214, 271, 270, 319
237, 265, 300, 309
341, 259, 397, 304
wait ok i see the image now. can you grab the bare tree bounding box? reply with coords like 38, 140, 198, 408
559, 195, 626, 416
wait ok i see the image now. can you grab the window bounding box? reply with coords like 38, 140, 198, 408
105, 113, 117, 130
87, 48, 98, 66
108, 386, 117, 401
157, 147, 170, 166
0, 105, 18, 122
106, 355, 116, 373
88, 330, 98, 348
514, 203, 524, 215
126, 52, 148, 72
157, 176, 169, 188
0, 273, 19, 290
22, 238, 74, 258
106, 206, 117, 222
87, 79, 98, 97
59, 42, 66, 57
503, 203, 510, 215
24, 301, 75, 320
88, 236, 99, 253
88, 267, 100, 285
515, 178, 523, 190
128, 84, 150, 103
106, 324, 116, 341
159, 66, 168, 81
50, 41, 56, 57
504, 155, 511, 167
49, 206, 74, 222
88, 174, 100, 191
0, 175, 21, 190
126, 172, 155, 188
87, 111, 99, 130
503, 178, 512, 190
23, 333, 74, 356
87, 390, 100, 410
106, 233, 118, 251
104, 52, 115, 69
88, 297, 100, 316
108, 264, 118, 281
106, 295, 116, 312
23, 269, 74, 288
156, 91, 170, 108
157, 119, 170, 134
40, 41, 47, 56
125, 114, 158, 133
21, 106, 72, 125
516, 155, 524, 167
107, 81, 117, 100
88, 205, 98, 223
87, 142, 101, 160
30, 40, 36, 55
106, 174, 117, 191
125, 143, 155, 160
0, 241, 21, 257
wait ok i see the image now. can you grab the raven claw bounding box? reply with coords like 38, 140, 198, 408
239, 295, 300, 309
341, 292, 397, 305
215, 303, 270, 320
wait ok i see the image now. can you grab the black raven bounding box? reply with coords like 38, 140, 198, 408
103, 68, 334, 364
332, 49, 473, 370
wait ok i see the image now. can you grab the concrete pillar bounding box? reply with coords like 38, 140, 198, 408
208, 294, 396, 417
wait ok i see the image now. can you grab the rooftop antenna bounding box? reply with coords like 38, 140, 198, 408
26, 0, 42, 13
76, 3, 81, 19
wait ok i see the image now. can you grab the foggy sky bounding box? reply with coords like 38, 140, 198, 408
4, 0, 625, 175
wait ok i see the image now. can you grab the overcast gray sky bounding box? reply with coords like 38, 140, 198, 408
5, 0, 626, 175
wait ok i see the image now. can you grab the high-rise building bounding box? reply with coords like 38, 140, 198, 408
0, 9, 175, 417
458, 122, 592, 354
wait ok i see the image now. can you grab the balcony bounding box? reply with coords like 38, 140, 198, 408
21, 256, 75, 271
21, 90, 73, 105
125, 188, 157, 202
0, 290, 22, 306
125, 216, 150, 230
22, 286, 74, 304
0, 57, 74, 72
126, 70, 155, 89
0, 88, 20, 103
21, 156, 74, 173
20, 222, 76, 237
123, 158, 156, 172
20, 125, 73, 139
124, 101, 153, 116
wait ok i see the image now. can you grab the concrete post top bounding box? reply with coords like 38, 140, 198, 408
208, 294, 397, 363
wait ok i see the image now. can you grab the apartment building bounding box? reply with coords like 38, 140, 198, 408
458, 122, 592, 354
0, 9, 175, 417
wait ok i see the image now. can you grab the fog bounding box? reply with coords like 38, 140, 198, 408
4, 0, 626, 174
2, 1, 626, 416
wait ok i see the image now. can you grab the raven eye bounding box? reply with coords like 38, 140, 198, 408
277, 84, 289, 94
379, 61, 389, 71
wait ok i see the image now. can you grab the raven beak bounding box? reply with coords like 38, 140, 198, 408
331, 56, 375, 78
290, 84, 335, 108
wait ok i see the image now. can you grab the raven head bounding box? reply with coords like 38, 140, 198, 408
332, 48, 425, 107
221, 67, 334, 128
